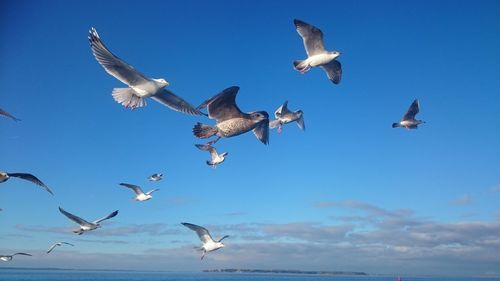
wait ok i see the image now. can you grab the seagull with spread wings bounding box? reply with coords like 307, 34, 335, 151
88, 28, 202, 115
0, 253, 32, 262
182, 222, 229, 260
392, 99, 425, 129
193, 86, 269, 145
0, 171, 53, 195
148, 173, 163, 182
59, 207, 118, 235
293, 19, 342, 84
195, 144, 228, 168
119, 183, 159, 201
46, 242, 74, 254
269, 101, 305, 133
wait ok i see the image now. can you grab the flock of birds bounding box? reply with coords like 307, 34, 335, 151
1, 19, 425, 262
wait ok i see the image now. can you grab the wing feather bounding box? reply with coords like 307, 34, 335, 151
198, 86, 243, 122
151, 89, 203, 116
294, 19, 326, 57
8, 173, 53, 195
59, 207, 92, 227
182, 222, 214, 243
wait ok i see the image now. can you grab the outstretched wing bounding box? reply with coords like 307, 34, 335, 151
195, 144, 218, 160
93, 210, 119, 224
8, 173, 53, 195
182, 222, 214, 243
88, 27, 150, 87
198, 86, 243, 122
274, 101, 289, 118
0, 108, 21, 121
321, 60, 342, 84
59, 207, 92, 227
217, 235, 230, 242
252, 120, 270, 145
145, 189, 160, 195
12, 253, 32, 257
46, 244, 59, 254
296, 115, 305, 131
119, 183, 144, 196
402, 99, 420, 121
151, 89, 203, 116
294, 19, 326, 57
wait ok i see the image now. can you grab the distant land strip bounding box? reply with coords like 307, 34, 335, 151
204, 269, 367, 275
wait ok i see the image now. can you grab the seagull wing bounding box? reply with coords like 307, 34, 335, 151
0, 108, 20, 121
93, 210, 118, 224
151, 89, 203, 116
269, 119, 281, 129
296, 115, 305, 131
145, 189, 159, 195
46, 243, 59, 254
88, 28, 150, 87
119, 183, 144, 195
61, 242, 75, 246
252, 120, 270, 145
182, 222, 214, 243
59, 207, 93, 227
8, 173, 53, 195
274, 101, 289, 118
402, 99, 420, 121
294, 19, 326, 57
12, 253, 32, 257
195, 144, 218, 160
321, 60, 342, 84
197, 86, 243, 122
217, 235, 230, 242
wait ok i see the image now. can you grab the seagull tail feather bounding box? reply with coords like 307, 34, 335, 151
112, 88, 146, 109
193, 122, 217, 139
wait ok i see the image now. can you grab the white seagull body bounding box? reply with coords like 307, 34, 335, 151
392, 99, 425, 129
59, 207, 118, 235
195, 144, 228, 167
88, 28, 202, 115
0, 171, 53, 195
148, 173, 163, 181
47, 242, 75, 254
293, 19, 342, 84
269, 101, 305, 133
119, 183, 159, 201
0, 253, 32, 261
182, 222, 229, 260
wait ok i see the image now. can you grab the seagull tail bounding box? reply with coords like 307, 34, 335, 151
293, 60, 307, 71
112, 88, 146, 109
193, 122, 218, 139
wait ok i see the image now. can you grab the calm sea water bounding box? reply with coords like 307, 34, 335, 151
0, 269, 499, 281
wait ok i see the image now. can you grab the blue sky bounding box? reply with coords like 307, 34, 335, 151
1, 0, 499, 277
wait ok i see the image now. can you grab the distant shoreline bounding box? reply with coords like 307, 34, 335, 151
203, 268, 367, 275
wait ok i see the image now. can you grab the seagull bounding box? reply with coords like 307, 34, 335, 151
148, 173, 163, 182
392, 99, 425, 129
0, 253, 32, 262
0, 171, 53, 195
193, 86, 269, 145
181, 222, 229, 260
293, 19, 342, 84
46, 242, 75, 254
119, 183, 159, 201
269, 101, 305, 133
88, 27, 202, 115
195, 144, 228, 168
0, 108, 20, 121
58, 207, 118, 235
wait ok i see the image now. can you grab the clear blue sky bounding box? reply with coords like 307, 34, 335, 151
1, 0, 499, 277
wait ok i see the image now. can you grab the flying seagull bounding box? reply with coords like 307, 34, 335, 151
293, 19, 342, 84
88, 27, 202, 115
193, 86, 269, 145
46, 242, 75, 254
148, 173, 163, 182
0, 108, 20, 121
181, 222, 229, 260
59, 207, 118, 235
0, 253, 32, 262
119, 183, 159, 201
0, 171, 53, 195
269, 101, 305, 133
392, 99, 425, 129
195, 144, 228, 168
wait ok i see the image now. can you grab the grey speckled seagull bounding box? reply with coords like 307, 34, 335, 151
195, 144, 228, 168
193, 86, 269, 145
0, 171, 53, 195
59, 207, 118, 235
0, 253, 32, 262
392, 99, 425, 129
182, 222, 229, 260
293, 19, 342, 84
269, 101, 305, 133
88, 28, 202, 115
0, 108, 20, 121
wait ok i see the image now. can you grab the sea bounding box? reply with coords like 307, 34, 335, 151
0, 269, 499, 281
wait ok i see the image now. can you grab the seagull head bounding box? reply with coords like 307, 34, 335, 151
329, 51, 341, 59
153, 78, 169, 87
250, 111, 269, 123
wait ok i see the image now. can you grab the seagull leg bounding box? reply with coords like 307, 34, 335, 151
300, 65, 311, 74
201, 251, 206, 260
278, 125, 283, 134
